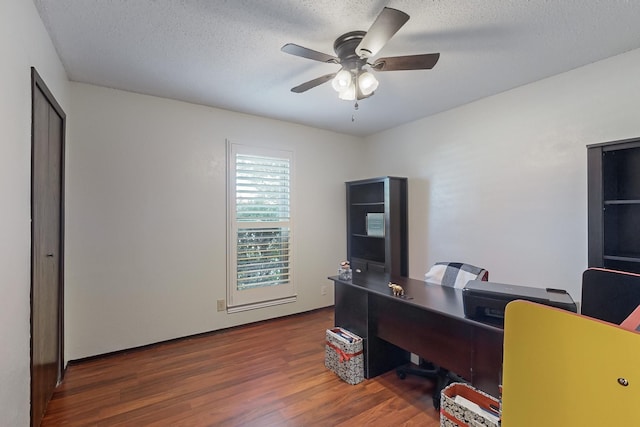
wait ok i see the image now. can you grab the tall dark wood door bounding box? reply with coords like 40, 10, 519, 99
31, 68, 65, 427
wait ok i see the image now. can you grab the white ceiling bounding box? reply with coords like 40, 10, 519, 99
33, 0, 640, 136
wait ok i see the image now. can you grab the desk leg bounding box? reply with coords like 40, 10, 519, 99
472, 327, 503, 397
334, 281, 407, 378
365, 335, 408, 378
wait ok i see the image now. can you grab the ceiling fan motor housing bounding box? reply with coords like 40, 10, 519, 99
333, 31, 368, 69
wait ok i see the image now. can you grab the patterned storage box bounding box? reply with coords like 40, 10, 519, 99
440, 383, 500, 427
324, 328, 364, 385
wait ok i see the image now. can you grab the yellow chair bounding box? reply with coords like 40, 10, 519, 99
502, 300, 640, 426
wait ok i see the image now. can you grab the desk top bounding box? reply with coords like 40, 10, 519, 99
329, 272, 503, 333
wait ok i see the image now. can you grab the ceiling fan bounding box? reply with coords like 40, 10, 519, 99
281, 7, 440, 101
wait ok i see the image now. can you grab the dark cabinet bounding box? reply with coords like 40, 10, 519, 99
588, 138, 640, 273
346, 177, 408, 276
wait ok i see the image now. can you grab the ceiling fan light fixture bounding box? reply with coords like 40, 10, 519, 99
337, 84, 356, 101
332, 69, 352, 92
358, 71, 379, 96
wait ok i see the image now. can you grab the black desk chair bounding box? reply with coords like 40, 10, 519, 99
581, 267, 640, 324
397, 262, 489, 409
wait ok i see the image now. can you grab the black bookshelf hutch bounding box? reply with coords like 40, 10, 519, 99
346, 176, 408, 277
588, 137, 640, 273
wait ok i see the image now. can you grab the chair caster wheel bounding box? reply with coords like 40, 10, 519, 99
397, 370, 406, 380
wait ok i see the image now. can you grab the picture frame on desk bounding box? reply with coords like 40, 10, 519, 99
366, 213, 385, 237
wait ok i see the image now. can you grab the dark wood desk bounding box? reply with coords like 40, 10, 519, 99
329, 272, 503, 397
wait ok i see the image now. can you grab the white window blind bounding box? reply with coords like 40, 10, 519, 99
227, 142, 296, 311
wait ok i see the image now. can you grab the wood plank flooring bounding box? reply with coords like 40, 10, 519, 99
42, 307, 440, 426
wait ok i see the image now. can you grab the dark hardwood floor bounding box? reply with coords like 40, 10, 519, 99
42, 307, 440, 426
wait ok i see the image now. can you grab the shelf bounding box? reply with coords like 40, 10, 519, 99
604, 200, 640, 205
589, 139, 640, 272
351, 202, 384, 206
346, 177, 408, 276
602, 144, 640, 200
603, 254, 640, 263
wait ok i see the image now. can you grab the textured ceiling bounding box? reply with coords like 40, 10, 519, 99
33, 0, 640, 136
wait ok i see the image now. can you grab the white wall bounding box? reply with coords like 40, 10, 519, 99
0, 0, 70, 425
365, 48, 640, 300
66, 83, 365, 360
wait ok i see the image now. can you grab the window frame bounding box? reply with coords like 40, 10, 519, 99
226, 141, 296, 312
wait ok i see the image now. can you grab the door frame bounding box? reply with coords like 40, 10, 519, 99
30, 67, 66, 421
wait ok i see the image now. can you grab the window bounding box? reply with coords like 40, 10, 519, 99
227, 142, 295, 312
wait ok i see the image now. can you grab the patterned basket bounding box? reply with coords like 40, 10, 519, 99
440, 383, 500, 427
324, 328, 364, 385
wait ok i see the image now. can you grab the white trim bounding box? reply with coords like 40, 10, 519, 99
226, 296, 297, 314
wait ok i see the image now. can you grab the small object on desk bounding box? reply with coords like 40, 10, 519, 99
338, 261, 352, 280
388, 282, 404, 297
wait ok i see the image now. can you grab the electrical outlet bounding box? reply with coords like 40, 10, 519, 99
410, 353, 420, 365
216, 299, 225, 312
321, 285, 327, 296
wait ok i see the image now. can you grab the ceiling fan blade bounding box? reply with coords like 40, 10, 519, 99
372, 53, 440, 71
281, 43, 339, 63
356, 7, 410, 58
291, 73, 336, 93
